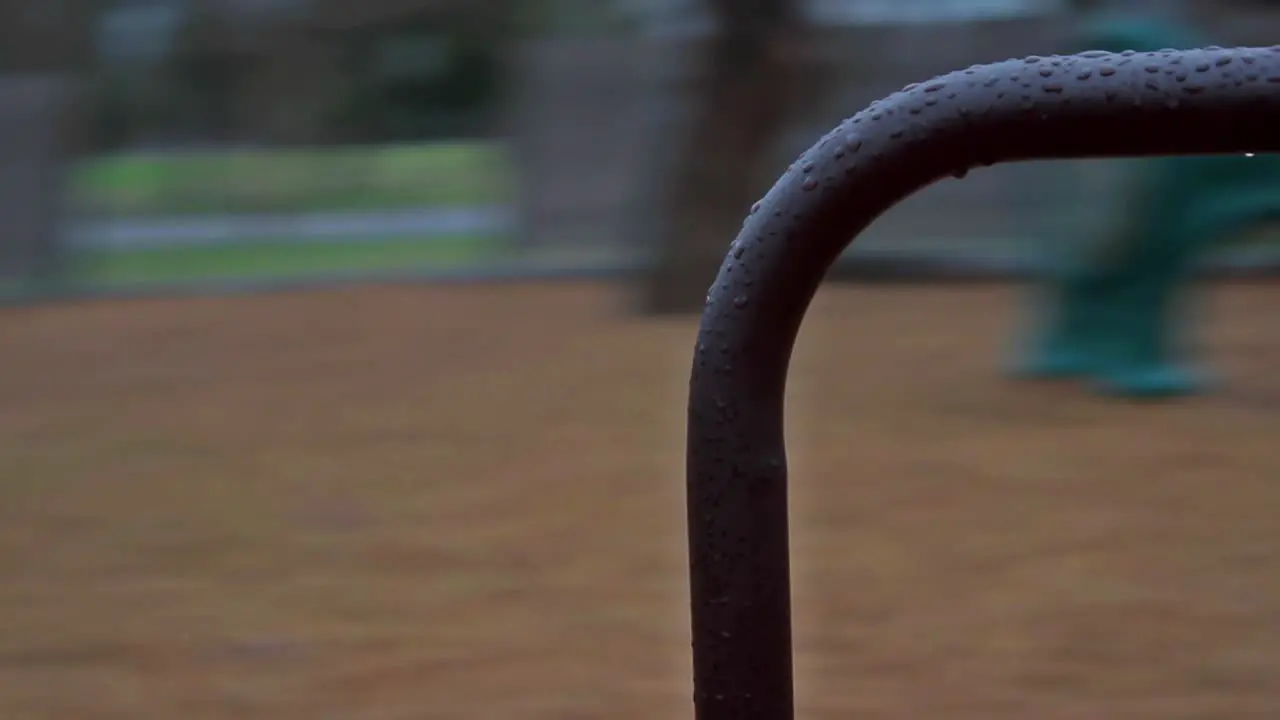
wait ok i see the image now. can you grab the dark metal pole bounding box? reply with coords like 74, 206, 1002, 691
686, 46, 1280, 720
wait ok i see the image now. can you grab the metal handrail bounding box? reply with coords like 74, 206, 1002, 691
685, 46, 1280, 720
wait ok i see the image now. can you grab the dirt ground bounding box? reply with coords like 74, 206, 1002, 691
2, 280, 1280, 719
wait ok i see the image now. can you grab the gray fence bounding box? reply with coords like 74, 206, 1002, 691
0, 75, 78, 292
506, 9, 1280, 275
12, 6, 1280, 303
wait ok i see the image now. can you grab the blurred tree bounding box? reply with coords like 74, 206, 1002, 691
639, 0, 832, 314
166, 1, 244, 142
284, 0, 516, 143
84, 0, 515, 148
0, 0, 99, 74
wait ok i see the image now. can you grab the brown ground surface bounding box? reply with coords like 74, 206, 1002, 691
2, 281, 1280, 719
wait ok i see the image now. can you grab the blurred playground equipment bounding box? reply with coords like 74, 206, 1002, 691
1012, 13, 1280, 396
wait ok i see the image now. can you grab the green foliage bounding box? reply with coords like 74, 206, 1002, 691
85, 3, 512, 149
76, 234, 504, 287
72, 141, 511, 216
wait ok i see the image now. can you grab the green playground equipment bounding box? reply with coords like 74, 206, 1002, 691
1010, 14, 1280, 397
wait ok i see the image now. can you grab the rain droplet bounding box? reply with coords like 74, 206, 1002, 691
1042, 82, 1064, 93
801, 177, 818, 191
1099, 66, 1116, 76
732, 295, 748, 309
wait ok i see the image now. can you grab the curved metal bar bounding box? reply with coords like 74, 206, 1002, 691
686, 46, 1280, 720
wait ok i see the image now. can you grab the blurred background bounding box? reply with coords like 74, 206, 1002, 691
5, 0, 1280, 718
0, 0, 1276, 306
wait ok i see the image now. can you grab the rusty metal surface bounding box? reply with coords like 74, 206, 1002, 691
685, 46, 1280, 720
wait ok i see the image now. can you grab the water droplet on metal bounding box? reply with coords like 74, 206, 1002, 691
801, 177, 818, 191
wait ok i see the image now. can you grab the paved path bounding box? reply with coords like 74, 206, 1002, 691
69, 206, 513, 250
66, 205, 1280, 278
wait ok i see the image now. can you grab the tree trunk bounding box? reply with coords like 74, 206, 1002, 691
638, 0, 826, 314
